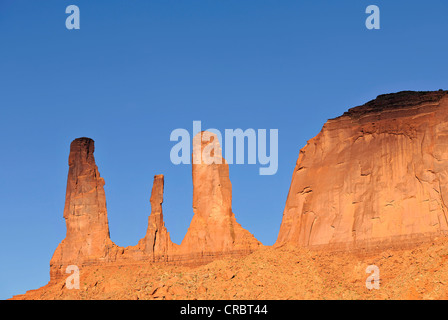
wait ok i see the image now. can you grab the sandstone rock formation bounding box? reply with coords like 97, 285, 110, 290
49, 133, 260, 281
178, 132, 261, 262
136, 174, 177, 262
50, 138, 116, 280
276, 90, 448, 251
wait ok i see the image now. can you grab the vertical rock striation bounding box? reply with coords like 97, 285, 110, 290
276, 90, 448, 251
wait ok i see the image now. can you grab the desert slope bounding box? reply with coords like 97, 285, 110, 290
11, 238, 448, 300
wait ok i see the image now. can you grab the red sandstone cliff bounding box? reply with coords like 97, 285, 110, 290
276, 90, 448, 250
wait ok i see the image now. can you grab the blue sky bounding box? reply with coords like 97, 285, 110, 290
1, 0, 448, 299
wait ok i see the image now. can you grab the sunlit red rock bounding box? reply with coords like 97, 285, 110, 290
50, 138, 116, 280
276, 90, 448, 250
49, 132, 260, 281
14, 90, 448, 301
136, 174, 178, 261
178, 132, 261, 262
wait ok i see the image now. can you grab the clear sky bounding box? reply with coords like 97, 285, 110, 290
1, 0, 448, 299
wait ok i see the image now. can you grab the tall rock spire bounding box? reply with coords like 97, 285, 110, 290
50, 138, 114, 280
137, 175, 176, 261
180, 131, 261, 260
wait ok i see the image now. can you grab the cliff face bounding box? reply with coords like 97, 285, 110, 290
276, 90, 448, 250
50, 133, 260, 281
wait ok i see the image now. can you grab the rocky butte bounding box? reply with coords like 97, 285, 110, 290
14, 89, 448, 300
276, 90, 448, 251
50, 132, 261, 281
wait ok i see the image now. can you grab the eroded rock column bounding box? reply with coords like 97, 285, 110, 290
50, 138, 114, 280
179, 131, 261, 261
